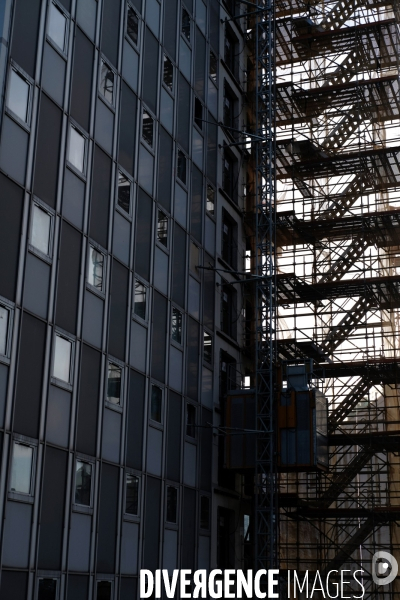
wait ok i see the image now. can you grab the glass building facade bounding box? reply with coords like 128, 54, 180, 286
0, 0, 251, 597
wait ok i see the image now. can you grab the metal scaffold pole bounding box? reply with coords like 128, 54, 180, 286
254, 0, 277, 574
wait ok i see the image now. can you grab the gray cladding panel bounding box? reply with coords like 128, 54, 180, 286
68, 512, 91, 572
102, 407, 121, 463
42, 43, 65, 106
23, 252, 50, 319
146, 426, 163, 476
121, 521, 139, 574
2, 501, 32, 568
82, 289, 103, 349
46, 384, 71, 448
130, 320, 147, 372
0, 116, 28, 185
63, 168, 85, 230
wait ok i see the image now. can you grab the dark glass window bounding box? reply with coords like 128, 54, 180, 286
100, 61, 114, 105
125, 474, 139, 515
163, 54, 173, 90
127, 5, 139, 45
75, 460, 92, 506
48, 2, 67, 52
222, 148, 237, 202
87, 245, 104, 290
200, 496, 210, 529
224, 26, 238, 79
194, 97, 202, 129
223, 83, 237, 131
0, 305, 10, 356
204, 331, 212, 363
97, 581, 112, 600
206, 184, 215, 215
7, 69, 30, 123
171, 308, 182, 344
210, 51, 217, 83
151, 385, 162, 422
186, 404, 196, 437
220, 350, 236, 396
157, 211, 168, 246
142, 110, 154, 147
117, 172, 131, 213
181, 8, 190, 41
107, 363, 122, 405
38, 578, 57, 600
177, 150, 186, 184
222, 208, 238, 269
134, 280, 147, 320
166, 486, 178, 523
221, 283, 237, 340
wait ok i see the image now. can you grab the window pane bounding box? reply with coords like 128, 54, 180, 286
125, 474, 139, 514
203, 331, 212, 363
0, 306, 9, 356
75, 460, 92, 505
150, 385, 162, 422
181, 8, 190, 41
53, 335, 72, 382
88, 246, 104, 290
157, 211, 168, 246
134, 280, 147, 319
97, 581, 112, 600
38, 579, 57, 600
163, 54, 173, 90
118, 172, 131, 213
68, 126, 85, 173
107, 363, 122, 405
48, 3, 67, 51
142, 110, 154, 147
31, 205, 51, 255
10, 443, 33, 494
200, 496, 210, 529
100, 61, 114, 104
171, 308, 182, 344
177, 149, 186, 184
166, 486, 177, 522
186, 404, 195, 437
7, 69, 30, 122
127, 6, 139, 44
209, 51, 217, 83
206, 184, 215, 214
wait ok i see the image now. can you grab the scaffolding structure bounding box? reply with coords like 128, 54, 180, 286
274, 0, 400, 596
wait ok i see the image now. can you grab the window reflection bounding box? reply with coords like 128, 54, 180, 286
177, 149, 186, 184
88, 246, 104, 290
75, 460, 92, 506
181, 8, 190, 42
125, 474, 139, 515
142, 110, 154, 147
157, 211, 168, 246
163, 54, 173, 91
48, 2, 67, 52
150, 385, 162, 422
7, 69, 30, 123
118, 172, 131, 213
31, 205, 51, 256
206, 184, 215, 214
100, 61, 114, 105
127, 5, 139, 45
203, 331, 212, 363
53, 335, 72, 383
0, 305, 10, 356
134, 280, 147, 319
68, 126, 86, 173
171, 308, 182, 344
107, 363, 122, 405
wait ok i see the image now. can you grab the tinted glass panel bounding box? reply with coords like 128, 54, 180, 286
118, 172, 131, 213
48, 3, 67, 51
75, 460, 92, 505
151, 292, 167, 383
38, 579, 57, 600
177, 74, 190, 153
0, 306, 9, 356
163, 0, 177, 60
56, 221, 81, 334
172, 225, 186, 308
53, 335, 72, 382
126, 370, 145, 469
187, 317, 199, 400
107, 363, 122, 404
70, 28, 94, 131
101, 0, 121, 66
166, 486, 177, 522
195, 28, 206, 101
10, 443, 33, 494
97, 463, 119, 571
166, 392, 181, 481
157, 128, 173, 211
7, 69, 30, 122
207, 113, 218, 185
31, 205, 51, 255
90, 145, 112, 247
119, 82, 137, 176
76, 344, 101, 455
127, 6, 139, 45
34, 94, 62, 208
151, 385, 162, 422
108, 260, 129, 361
143, 28, 159, 114
191, 166, 203, 243
0, 174, 23, 301
135, 189, 152, 281
125, 474, 139, 514
11, 0, 41, 77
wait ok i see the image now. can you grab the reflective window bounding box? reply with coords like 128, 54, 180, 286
134, 280, 147, 319
125, 474, 139, 515
127, 5, 139, 45
31, 204, 51, 256
107, 363, 122, 405
203, 331, 212, 363
163, 54, 173, 91
87, 245, 104, 291
0, 306, 9, 356
186, 404, 195, 437
181, 8, 190, 42
200, 496, 210, 529
206, 184, 215, 214
118, 172, 131, 213
194, 97, 203, 129
142, 110, 154, 147
177, 149, 186, 184
157, 210, 168, 246
166, 485, 178, 523
150, 384, 162, 422
68, 125, 86, 173
6, 69, 30, 123
171, 308, 182, 344
100, 61, 115, 105
190, 241, 200, 273
209, 51, 217, 83
48, 2, 67, 52
75, 460, 92, 506
53, 335, 72, 383
10, 442, 33, 495
38, 579, 57, 600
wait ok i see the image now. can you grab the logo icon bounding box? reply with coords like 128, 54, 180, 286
372, 551, 398, 586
